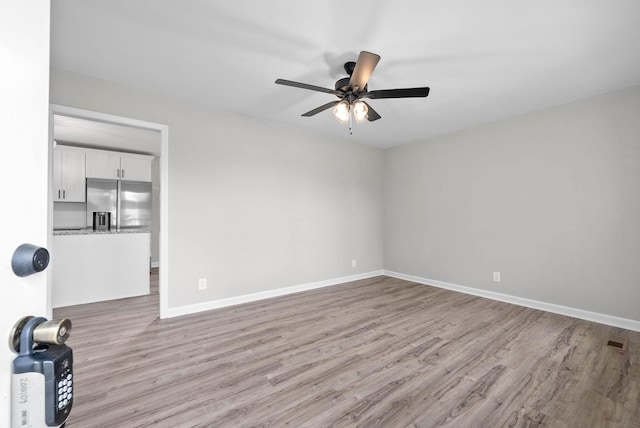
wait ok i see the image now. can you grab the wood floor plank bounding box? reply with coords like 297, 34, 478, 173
53, 271, 640, 427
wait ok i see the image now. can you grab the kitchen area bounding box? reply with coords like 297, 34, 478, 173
51, 114, 161, 308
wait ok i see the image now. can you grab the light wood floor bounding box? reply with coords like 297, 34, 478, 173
53, 271, 640, 427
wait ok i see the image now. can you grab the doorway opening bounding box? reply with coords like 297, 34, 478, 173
49, 104, 169, 318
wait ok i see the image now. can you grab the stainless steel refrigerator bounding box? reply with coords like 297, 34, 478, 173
86, 178, 152, 230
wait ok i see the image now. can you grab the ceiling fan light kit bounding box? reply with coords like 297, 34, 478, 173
275, 51, 430, 134
352, 100, 369, 123
333, 100, 368, 123
333, 101, 351, 124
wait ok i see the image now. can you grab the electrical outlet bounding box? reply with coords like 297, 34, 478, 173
352, 259, 357, 268
198, 278, 207, 290
493, 272, 501, 282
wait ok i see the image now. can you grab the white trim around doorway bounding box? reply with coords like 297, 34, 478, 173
49, 104, 170, 319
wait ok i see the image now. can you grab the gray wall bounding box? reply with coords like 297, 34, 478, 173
51, 69, 384, 308
384, 85, 640, 321
50, 68, 640, 322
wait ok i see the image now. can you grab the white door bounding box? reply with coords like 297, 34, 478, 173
0, 1, 50, 424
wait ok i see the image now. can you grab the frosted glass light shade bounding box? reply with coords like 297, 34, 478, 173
353, 100, 368, 123
333, 101, 350, 123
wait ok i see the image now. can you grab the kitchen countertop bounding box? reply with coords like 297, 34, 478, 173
53, 228, 151, 236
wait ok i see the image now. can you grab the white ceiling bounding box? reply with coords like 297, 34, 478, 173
50, 0, 640, 149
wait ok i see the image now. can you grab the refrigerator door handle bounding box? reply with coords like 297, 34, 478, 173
116, 180, 121, 231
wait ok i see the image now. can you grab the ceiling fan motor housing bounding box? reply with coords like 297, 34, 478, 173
335, 77, 351, 92
335, 61, 367, 93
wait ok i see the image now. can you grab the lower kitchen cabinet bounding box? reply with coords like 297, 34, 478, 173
51, 232, 150, 307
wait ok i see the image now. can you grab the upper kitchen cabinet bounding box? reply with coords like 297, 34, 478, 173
120, 154, 152, 182
86, 150, 153, 182
53, 146, 86, 202
84, 151, 120, 180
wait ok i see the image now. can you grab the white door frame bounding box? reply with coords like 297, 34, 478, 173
49, 104, 170, 319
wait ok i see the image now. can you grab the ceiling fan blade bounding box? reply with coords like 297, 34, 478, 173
349, 51, 381, 92
275, 79, 341, 96
301, 101, 340, 117
362, 101, 381, 121
362, 87, 430, 99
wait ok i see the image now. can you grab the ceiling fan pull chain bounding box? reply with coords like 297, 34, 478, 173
349, 108, 353, 135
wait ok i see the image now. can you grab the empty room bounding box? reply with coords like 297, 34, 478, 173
2, 1, 640, 427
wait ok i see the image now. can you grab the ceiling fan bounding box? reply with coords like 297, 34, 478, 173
275, 51, 430, 130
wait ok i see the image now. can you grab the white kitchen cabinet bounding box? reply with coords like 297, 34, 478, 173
52, 232, 151, 307
120, 154, 152, 181
53, 146, 86, 202
86, 150, 153, 182
85, 151, 121, 180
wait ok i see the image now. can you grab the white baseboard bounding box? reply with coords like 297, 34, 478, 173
151, 261, 160, 268
384, 270, 640, 332
164, 268, 640, 332
165, 270, 385, 318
